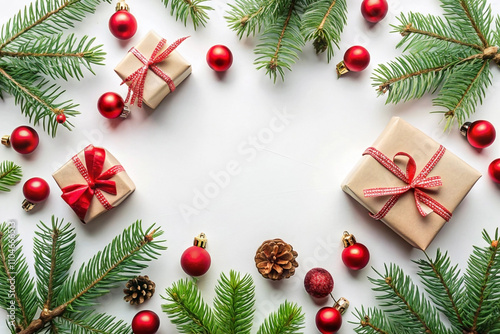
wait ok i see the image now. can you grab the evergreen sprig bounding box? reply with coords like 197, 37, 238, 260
0, 161, 22, 192
0, 216, 166, 334
352, 228, 500, 334
161, 0, 213, 30
373, 0, 500, 128
162, 270, 305, 334
0, 0, 111, 137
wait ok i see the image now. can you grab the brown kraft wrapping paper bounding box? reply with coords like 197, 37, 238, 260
114, 30, 192, 109
341, 117, 481, 250
52, 145, 136, 224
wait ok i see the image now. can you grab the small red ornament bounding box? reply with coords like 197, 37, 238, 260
206, 45, 233, 72
97, 92, 130, 119
488, 159, 500, 183
56, 113, 67, 124
1, 126, 39, 154
181, 233, 211, 276
361, 0, 389, 23
22, 177, 50, 211
304, 268, 334, 298
341, 231, 370, 270
336, 46, 370, 77
315, 297, 349, 334
460, 120, 496, 149
131, 310, 160, 334
109, 1, 137, 40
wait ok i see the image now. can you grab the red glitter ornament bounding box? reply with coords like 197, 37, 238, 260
131, 310, 160, 334
206, 45, 233, 72
180, 233, 211, 276
461, 120, 496, 149
304, 268, 334, 298
341, 231, 370, 270
361, 0, 389, 23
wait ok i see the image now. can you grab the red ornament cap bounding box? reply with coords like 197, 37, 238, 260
2, 126, 40, 154
131, 310, 160, 334
461, 120, 496, 149
109, 7, 137, 40
361, 0, 389, 23
22, 177, 50, 211
336, 46, 370, 77
341, 231, 370, 270
207, 45, 233, 72
180, 233, 211, 276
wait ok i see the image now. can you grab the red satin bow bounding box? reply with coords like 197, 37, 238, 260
122, 36, 189, 108
362, 145, 452, 222
61, 145, 125, 221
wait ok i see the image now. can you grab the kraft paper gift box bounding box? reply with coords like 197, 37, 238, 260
341, 117, 481, 250
52, 144, 136, 224
115, 30, 192, 109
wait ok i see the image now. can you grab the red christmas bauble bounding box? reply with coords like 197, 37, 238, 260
342, 243, 370, 270
23, 177, 50, 203
488, 159, 500, 183
361, 0, 389, 23
181, 245, 211, 276
131, 310, 160, 334
304, 268, 334, 298
109, 10, 137, 40
316, 307, 342, 334
56, 113, 66, 124
207, 45, 233, 72
465, 120, 496, 148
343, 46, 370, 72
10, 126, 39, 154
98, 92, 125, 119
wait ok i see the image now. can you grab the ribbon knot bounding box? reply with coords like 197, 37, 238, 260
121, 36, 189, 108
362, 145, 452, 222
60, 145, 125, 221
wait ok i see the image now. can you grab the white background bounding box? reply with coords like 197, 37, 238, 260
1, 0, 500, 332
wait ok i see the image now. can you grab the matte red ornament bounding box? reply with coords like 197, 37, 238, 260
341, 231, 370, 270
56, 113, 67, 124
98, 92, 129, 119
109, 8, 137, 40
22, 177, 50, 211
460, 120, 496, 149
336, 46, 370, 77
304, 268, 334, 298
315, 297, 349, 334
131, 310, 160, 334
361, 0, 389, 23
181, 233, 211, 276
488, 159, 500, 183
2, 126, 39, 154
207, 45, 233, 72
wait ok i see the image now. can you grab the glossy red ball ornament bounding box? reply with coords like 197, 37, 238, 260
206, 45, 233, 72
109, 10, 137, 40
131, 310, 160, 334
8, 126, 39, 154
341, 231, 370, 270
98, 92, 125, 119
316, 307, 342, 334
361, 0, 389, 23
488, 159, 500, 183
181, 233, 211, 276
56, 113, 67, 124
22, 177, 50, 211
461, 120, 496, 149
304, 268, 334, 298
344, 46, 370, 72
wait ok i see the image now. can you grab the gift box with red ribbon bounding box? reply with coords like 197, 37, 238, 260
115, 30, 191, 109
341, 117, 481, 250
52, 145, 136, 224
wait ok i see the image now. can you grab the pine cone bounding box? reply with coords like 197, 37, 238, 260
255, 239, 298, 280
123, 275, 156, 305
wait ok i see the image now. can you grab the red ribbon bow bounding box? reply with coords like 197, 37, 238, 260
61, 145, 125, 221
362, 145, 452, 222
121, 36, 189, 108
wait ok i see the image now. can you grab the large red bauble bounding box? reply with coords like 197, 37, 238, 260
342, 243, 370, 270
488, 159, 500, 183
98, 92, 125, 119
304, 268, 334, 298
206, 45, 233, 72
10, 126, 39, 154
466, 120, 496, 148
23, 177, 50, 203
181, 245, 211, 276
109, 10, 137, 40
316, 307, 342, 334
131, 310, 160, 334
343, 46, 370, 72
361, 0, 389, 23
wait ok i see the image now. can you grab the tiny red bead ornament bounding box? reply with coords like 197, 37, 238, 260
2, 126, 40, 154
336, 46, 370, 77
181, 233, 211, 276
316, 307, 342, 334
131, 310, 160, 334
461, 120, 496, 149
341, 231, 370, 270
361, 0, 389, 23
56, 113, 67, 124
206, 45, 233, 72
109, 0, 137, 40
488, 159, 500, 183
98, 92, 126, 119
304, 268, 334, 298
22, 177, 50, 211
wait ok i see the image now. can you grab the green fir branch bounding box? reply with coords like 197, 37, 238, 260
440, 0, 489, 47
351, 307, 413, 334
0, 161, 22, 192
56, 311, 132, 334
256, 300, 305, 334
161, 0, 213, 30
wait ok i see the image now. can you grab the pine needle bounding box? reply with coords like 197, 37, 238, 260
0, 161, 22, 192
161, 0, 213, 30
